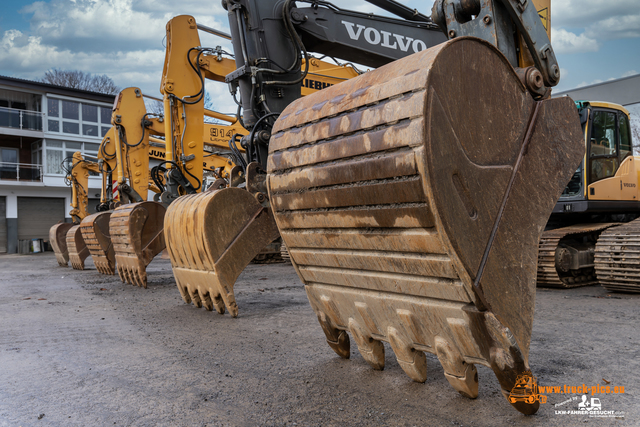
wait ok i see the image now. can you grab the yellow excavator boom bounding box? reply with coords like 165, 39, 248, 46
161, 14, 364, 314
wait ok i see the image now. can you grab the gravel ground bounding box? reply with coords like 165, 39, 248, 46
0, 252, 638, 427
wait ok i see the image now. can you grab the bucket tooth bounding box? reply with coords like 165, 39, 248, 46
110, 202, 167, 288
316, 311, 350, 359
50, 222, 73, 266
388, 326, 427, 383
435, 336, 478, 398
80, 211, 115, 275
348, 318, 384, 370
268, 38, 584, 414
164, 188, 280, 317
67, 224, 90, 270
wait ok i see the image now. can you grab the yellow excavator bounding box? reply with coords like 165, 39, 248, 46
164, 0, 584, 415
536, 100, 640, 293
81, 87, 241, 284
50, 86, 241, 280
147, 15, 362, 300
49, 150, 113, 269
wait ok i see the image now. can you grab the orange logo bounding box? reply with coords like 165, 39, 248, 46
509, 372, 547, 404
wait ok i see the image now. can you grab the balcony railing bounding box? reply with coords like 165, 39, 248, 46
0, 162, 43, 182
0, 106, 44, 131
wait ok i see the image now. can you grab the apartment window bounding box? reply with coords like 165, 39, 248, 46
31, 141, 43, 166
101, 106, 112, 136
46, 98, 111, 136
0, 148, 19, 180
48, 98, 59, 117
42, 140, 102, 175
82, 104, 100, 136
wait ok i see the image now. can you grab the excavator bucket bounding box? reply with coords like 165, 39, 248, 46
80, 211, 116, 275
164, 188, 280, 317
267, 38, 583, 414
110, 201, 167, 288
49, 222, 74, 266
67, 224, 90, 270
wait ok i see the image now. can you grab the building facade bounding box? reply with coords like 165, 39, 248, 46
0, 76, 115, 254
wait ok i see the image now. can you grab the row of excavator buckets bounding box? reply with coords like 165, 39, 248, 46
50, 199, 283, 290
47, 36, 636, 416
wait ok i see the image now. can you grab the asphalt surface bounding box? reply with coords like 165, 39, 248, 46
0, 252, 638, 426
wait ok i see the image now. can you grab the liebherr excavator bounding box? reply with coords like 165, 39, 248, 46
166, 0, 583, 415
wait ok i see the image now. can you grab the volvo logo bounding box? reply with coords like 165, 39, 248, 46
341, 20, 427, 53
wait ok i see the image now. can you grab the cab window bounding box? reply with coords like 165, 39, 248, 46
589, 110, 618, 183
619, 113, 632, 160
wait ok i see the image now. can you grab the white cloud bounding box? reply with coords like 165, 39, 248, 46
586, 15, 640, 40
20, 0, 228, 53
0, 0, 237, 103
622, 70, 639, 78
552, 0, 640, 29
551, 28, 600, 54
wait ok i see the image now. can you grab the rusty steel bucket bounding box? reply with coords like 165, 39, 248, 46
80, 211, 115, 275
67, 224, 90, 270
267, 38, 583, 414
110, 201, 167, 288
164, 188, 280, 317
50, 222, 74, 266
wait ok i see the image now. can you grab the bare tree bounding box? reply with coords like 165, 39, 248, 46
144, 99, 164, 116
41, 69, 120, 95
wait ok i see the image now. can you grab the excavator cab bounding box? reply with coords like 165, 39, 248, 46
537, 102, 638, 289
558, 102, 634, 202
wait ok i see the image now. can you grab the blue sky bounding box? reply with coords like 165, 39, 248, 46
0, 0, 638, 113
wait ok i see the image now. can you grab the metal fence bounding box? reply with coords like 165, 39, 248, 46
0, 106, 44, 131
0, 162, 43, 181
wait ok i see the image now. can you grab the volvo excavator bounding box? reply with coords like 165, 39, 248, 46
536, 100, 640, 293
162, 0, 584, 415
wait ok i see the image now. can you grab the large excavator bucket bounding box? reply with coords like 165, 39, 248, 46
110, 201, 167, 288
267, 38, 583, 414
67, 224, 90, 270
80, 211, 116, 275
164, 188, 280, 317
49, 222, 74, 266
